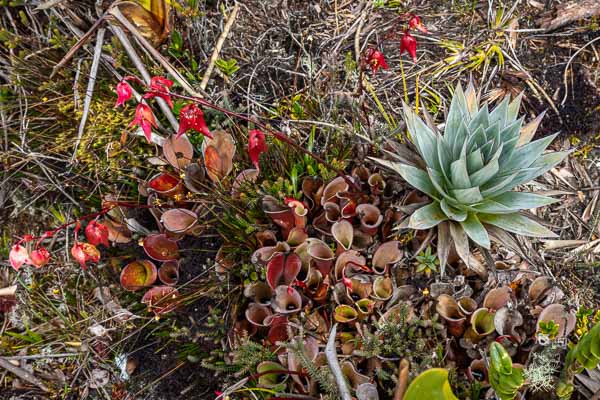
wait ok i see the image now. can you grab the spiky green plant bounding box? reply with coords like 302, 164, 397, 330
373, 83, 567, 269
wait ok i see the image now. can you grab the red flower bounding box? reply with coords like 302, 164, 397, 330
85, 220, 109, 247
130, 103, 157, 142
143, 76, 174, 108
176, 104, 212, 139
248, 129, 268, 170
400, 31, 418, 63
71, 242, 100, 270
9, 244, 30, 271
365, 48, 389, 74
30, 248, 51, 268
408, 15, 428, 33
115, 81, 132, 107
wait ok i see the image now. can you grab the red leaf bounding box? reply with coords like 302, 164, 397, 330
85, 220, 110, 247
248, 129, 268, 170
400, 31, 418, 63
115, 81, 132, 107
176, 103, 212, 139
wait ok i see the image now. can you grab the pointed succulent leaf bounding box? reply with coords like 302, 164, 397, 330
450, 187, 483, 204
450, 158, 471, 189
375, 159, 439, 199
479, 192, 558, 213
488, 96, 509, 128
503, 133, 559, 171
466, 149, 484, 173
403, 103, 441, 171
409, 202, 448, 229
459, 213, 490, 249
479, 213, 558, 237
470, 144, 502, 187
440, 198, 468, 222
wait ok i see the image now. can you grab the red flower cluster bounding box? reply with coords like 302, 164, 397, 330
9, 219, 111, 272
364, 13, 428, 71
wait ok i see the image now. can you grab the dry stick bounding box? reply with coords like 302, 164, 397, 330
109, 24, 179, 133
158, 90, 360, 192
0, 357, 50, 392
199, 3, 240, 92
393, 359, 410, 400
50, 12, 107, 78
70, 27, 105, 162
109, 7, 200, 98
325, 324, 352, 400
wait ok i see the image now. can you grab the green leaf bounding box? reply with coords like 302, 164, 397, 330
467, 104, 490, 133
404, 369, 459, 400
489, 96, 509, 128
448, 221, 486, 276
437, 137, 453, 181
440, 198, 468, 222
478, 213, 558, 237
450, 157, 471, 189
460, 213, 490, 249
374, 159, 439, 200
445, 83, 468, 150
404, 103, 441, 171
409, 202, 448, 229
503, 133, 558, 171
466, 149, 484, 173
477, 192, 558, 213
451, 187, 483, 204
470, 144, 502, 187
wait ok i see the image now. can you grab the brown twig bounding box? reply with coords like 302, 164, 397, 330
200, 3, 240, 91
0, 357, 50, 392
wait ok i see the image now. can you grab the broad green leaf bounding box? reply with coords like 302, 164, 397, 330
445, 83, 468, 150
451, 120, 471, 158
451, 187, 484, 204
437, 137, 453, 181
478, 212, 558, 237
488, 192, 558, 211
409, 202, 448, 229
489, 96, 509, 128
460, 213, 490, 249
500, 151, 570, 193
440, 198, 468, 221
404, 369, 459, 400
372, 159, 440, 200
467, 125, 487, 154
468, 104, 490, 133
497, 118, 523, 163
480, 172, 520, 198
466, 149, 484, 173
428, 167, 451, 197
403, 103, 441, 171
470, 144, 502, 187
450, 158, 471, 189
503, 133, 558, 171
